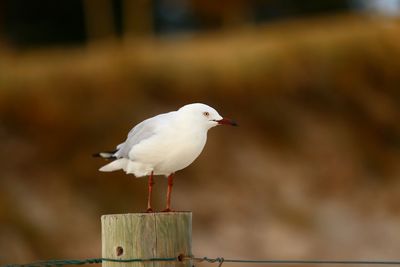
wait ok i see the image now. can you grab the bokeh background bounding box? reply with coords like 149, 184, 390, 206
1, 0, 400, 265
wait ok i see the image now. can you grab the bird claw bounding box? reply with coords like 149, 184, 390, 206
162, 208, 174, 212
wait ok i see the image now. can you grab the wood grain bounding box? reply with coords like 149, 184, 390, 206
102, 212, 192, 267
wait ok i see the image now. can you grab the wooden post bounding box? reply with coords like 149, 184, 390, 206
102, 212, 192, 267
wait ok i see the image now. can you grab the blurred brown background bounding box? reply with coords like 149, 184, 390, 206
1, 0, 400, 265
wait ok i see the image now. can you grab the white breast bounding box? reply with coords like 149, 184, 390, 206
154, 132, 207, 175
128, 125, 208, 176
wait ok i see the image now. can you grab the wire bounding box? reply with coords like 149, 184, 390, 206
4, 256, 400, 267
2, 257, 177, 267
193, 257, 400, 266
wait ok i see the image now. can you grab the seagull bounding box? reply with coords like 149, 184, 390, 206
94, 103, 237, 212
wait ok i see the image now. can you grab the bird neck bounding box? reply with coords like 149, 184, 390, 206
175, 114, 209, 133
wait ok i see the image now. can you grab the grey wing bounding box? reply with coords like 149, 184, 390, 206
114, 120, 156, 158
114, 112, 172, 158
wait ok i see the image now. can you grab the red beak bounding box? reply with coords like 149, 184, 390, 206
216, 118, 238, 126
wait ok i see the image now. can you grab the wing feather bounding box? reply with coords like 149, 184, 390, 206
114, 112, 174, 159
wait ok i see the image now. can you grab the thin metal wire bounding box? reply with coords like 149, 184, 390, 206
193, 257, 400, 265
2, 257, 177, 267
4, 256, 400, 267
103, 257, 178, 262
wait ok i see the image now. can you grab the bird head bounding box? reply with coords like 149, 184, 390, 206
178, 103, 237, 130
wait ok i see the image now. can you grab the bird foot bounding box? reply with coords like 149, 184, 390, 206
146, 208, 154, 213
162, 208, 175, 212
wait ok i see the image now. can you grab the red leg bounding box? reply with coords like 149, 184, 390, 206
146, 171, 154, 212
163, 173, 174, 212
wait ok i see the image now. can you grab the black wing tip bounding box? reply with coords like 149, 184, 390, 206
92, 150, 118, 160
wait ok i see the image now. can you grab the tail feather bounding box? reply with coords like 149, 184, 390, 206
99, 158, 128, 172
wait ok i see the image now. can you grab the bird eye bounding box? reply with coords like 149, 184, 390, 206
203, 111, 210, 117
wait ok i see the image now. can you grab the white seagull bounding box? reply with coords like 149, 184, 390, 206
94, 103, 237, 212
